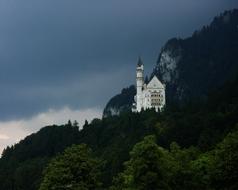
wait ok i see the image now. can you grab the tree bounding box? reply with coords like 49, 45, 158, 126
169, 142, 200, 190
189, 153, 215, 190
83, 120, 89, 129
111, 135, 175, 190
67, 120, 72, 127
211, 130, 238, 189
189, 130, 238, 190
39, 144, 102, 190
73, 120, 79, 128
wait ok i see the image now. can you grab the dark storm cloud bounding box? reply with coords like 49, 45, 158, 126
0, 0, 237, 120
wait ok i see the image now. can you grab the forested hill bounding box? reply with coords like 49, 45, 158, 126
103, 85, 136, 118
0, 75, 238, 190
103, 9, 238, 117
153, 9, 238, 104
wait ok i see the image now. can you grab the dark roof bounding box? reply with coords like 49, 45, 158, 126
137, 56, 143, 66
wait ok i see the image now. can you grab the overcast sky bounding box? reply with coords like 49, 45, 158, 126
0, 0, 238, 153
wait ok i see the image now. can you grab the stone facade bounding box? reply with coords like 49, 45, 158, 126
132, 59, 166, 112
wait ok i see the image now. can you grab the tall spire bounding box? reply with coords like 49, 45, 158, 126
137, 56, 143, 66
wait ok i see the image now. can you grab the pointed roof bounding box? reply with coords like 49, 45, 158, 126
137, 56, 143, 66
147, 75, 164, 89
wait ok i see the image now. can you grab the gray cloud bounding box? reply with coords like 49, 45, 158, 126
0, 0, 237, 120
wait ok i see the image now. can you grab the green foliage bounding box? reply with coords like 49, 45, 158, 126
211, 129, 238, 189
111, 130, 238, 190
39, 144, 102, 190
0, 57, 238, 189
188, 129, 238, 190
1, 73, 238, 189
111, 137, 201, 190
111, 135, 174, 190
0, 124, 81, 190
14, 158, 49, 190
78, 110, 160, 186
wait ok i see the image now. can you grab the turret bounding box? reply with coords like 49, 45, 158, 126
136, 65, 143, 91
136, 57, 144, 112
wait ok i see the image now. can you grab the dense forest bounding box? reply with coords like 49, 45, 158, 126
0, 75, 238, 189
153, 9, 238, 105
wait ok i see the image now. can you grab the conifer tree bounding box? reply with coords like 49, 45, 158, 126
39, 144, 102, 190
111, 135, 175, 190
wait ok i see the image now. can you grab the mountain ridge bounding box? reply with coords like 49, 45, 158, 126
103, 9, 238, 117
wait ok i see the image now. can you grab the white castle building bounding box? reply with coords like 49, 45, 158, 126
132, 58, 166, 112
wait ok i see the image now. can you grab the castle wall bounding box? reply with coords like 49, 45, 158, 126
133, 64, 166, 113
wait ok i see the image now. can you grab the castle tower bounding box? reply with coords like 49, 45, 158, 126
132, 58, 166, 113
136, 57, 144, 112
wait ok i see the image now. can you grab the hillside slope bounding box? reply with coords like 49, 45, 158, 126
103, 85, 135, 118
1, 76, 238, 189
103, 9, 238, 115
153, 9, 238, 104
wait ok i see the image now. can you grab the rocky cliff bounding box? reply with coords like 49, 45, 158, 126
103, 85, 136, 118
153, 9, 238, 104
103, 9, 238, 117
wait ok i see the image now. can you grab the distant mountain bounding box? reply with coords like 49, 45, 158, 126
103, 9, 238, 116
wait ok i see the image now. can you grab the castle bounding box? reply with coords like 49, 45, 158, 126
132, 58, 166, 112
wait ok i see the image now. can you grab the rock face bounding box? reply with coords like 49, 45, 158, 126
154, 39, 182, 85
103, 86, 136, 118
153, 9, 238, 104
103, 9, 238, 116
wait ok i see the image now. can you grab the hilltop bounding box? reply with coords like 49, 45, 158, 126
104, 9, 238, 117
1, 75, 238, 189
